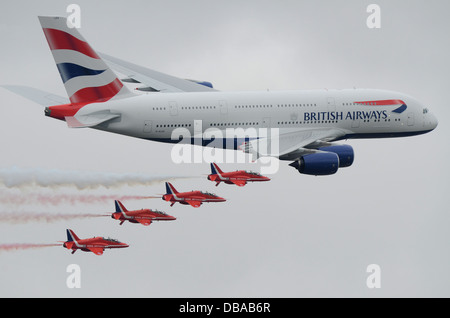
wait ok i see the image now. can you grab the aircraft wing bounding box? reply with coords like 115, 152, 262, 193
99, 53, 217, 93
88, 247, 104, 255
186, 200, 202, 208
230, 180, 247, 187
241, 128, 347, 160
136, 218, 152, 226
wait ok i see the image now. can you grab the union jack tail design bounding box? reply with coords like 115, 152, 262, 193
114, 200, 129, 213
165, 182, 179, 195
38, 16, 131, 104
66, 229, 80, 242
210, 162, 224, 175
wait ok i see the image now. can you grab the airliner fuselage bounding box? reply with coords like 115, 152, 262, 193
72, 88, 437, 145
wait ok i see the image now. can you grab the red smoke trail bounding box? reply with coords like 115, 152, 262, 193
0, 193, 150, 206
0, 213, 108, 224
0, 243, 60, 253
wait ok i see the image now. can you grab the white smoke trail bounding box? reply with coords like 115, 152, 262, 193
0, 192, 150, 206
0, 167, 194, 190
0, 212, 107, 224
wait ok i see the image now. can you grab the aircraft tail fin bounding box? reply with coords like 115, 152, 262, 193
210, 162, 224, 175
114, 200, 128, 213
38, 16, 133, 104
66, 229, 80, 242
165, 182, 179, 195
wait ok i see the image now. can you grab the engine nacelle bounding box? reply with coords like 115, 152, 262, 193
317, 144, 354, 168
289, 152, 339, 176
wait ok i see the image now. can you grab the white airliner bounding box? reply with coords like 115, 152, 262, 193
3, 16, 438, 175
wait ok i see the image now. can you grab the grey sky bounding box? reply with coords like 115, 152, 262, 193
0, 0, 449, 297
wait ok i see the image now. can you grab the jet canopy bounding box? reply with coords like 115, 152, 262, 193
201, 191, 218, 197
103, 237, 121, 243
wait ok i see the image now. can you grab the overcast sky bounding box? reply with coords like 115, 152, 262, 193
0, 0, 449, 297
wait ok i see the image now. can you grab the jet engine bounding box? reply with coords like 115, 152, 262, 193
317, 144, 354, 167
289, 152, 339, 176
289, 144, 354, 175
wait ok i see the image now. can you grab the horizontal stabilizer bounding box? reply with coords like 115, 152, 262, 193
65, 110, 120, 128
1, 85, 69, 107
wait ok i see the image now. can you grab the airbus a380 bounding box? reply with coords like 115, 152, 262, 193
4, 17, 438, 176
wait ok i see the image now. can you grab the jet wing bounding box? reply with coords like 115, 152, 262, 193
88, 247, 104, 255
99, 53, 217, 93
241, 128, 347, 160
230, 180, 247, 187
136, 218, 152, 226
186, 200, 202, 208
65, 110, 120, 128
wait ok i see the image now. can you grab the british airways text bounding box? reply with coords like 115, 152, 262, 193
304, 110, 388, 121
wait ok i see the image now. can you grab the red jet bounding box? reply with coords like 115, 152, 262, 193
162, 182, 226, 208
62, 229, 129, 255
207, 163, 271, 187
111, 200, 176, 226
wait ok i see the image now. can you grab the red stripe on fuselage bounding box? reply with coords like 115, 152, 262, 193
42, 28, 100, 59
354, 99, 405, 106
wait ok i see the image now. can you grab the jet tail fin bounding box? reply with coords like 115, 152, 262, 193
38, 16, 134, 104
210, 162, 224, 175
114, 200, 128, 213
165, 182, 179, 195
66, 229, 80, 242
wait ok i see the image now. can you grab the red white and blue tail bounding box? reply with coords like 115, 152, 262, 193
114, 200, 128, 213
165, 182, 179, 195
66, 229, 80, 242
38, 16, 132, 104
210, 162, 224, 175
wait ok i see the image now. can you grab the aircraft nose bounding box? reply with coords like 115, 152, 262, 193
429, 113, 438, 130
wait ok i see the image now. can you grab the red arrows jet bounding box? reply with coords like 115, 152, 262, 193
111, 200, 176, 226
162, 182, 226, 208
62, 229, 129, 255
207, 163, 271, 187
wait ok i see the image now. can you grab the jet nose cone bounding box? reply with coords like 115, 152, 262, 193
430, 113, 438, 130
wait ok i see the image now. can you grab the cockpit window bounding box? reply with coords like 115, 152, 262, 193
423, 108, 429, 114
